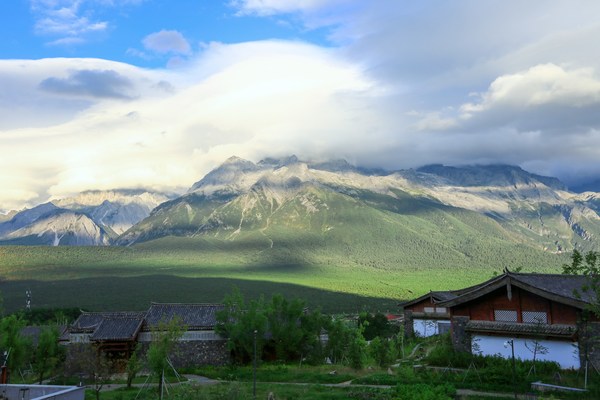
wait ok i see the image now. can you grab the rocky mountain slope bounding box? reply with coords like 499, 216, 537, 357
117, 157, 600, 262
0, 190, 172, 246
3, 157, 600, 261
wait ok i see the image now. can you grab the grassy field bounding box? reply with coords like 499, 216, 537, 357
0, 239, 567, 314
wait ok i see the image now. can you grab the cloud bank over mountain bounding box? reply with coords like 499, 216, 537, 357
1, 1, 600, 211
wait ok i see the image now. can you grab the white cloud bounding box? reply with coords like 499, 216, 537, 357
462, 64, 600, 113
451, 64, 600, 135
7, 2, 600, 211
29, 0, 145, 45
142, 30, 192, 55
30, 0, 108, 41
231, 0, 339, 16
0, 41, 383, 211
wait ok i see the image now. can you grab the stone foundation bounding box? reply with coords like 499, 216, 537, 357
139, 340, 230, 368
170, 340, 229, 368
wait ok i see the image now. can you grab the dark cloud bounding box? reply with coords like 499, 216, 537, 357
39, 69, 135, 99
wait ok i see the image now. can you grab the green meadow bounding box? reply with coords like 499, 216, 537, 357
0, 232, 567, 314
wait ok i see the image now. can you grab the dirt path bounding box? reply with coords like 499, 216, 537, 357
98, 375, 535, 399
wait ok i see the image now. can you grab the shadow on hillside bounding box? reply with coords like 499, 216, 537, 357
0, 276, 399, 314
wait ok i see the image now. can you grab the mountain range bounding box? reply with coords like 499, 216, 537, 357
2, 156, 600, 261
0, 190, 172, 245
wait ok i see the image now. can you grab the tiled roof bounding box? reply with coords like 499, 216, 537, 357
400, 278, 501, 308
144, 303, 224, 331
511, 273, 593, 303
90, 317, 144, 341
466, 320, 577, 338
71, 312, 145, 334
438, 272, 594, 309
400, 291, 458, 308
67, 304, 225, 342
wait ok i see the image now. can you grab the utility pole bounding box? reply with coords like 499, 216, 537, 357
253, 330, 257, 400
505, 339, 518, 400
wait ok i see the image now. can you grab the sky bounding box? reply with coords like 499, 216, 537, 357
2, 1, 600, 212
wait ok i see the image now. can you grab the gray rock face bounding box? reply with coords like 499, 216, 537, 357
117, 156, 600, 252
3, 157, 600, 252
0, 189, 172, 245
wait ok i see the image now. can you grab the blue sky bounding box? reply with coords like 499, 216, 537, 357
2, 1, 600, 211
1, 1, 331, 66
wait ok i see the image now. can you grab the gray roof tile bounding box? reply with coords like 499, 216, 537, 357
144, 303, 224, 330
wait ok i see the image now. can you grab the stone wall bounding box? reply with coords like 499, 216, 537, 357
403, 310, 414, 338
139, 339, 230, 369
170, 340, 229, 368
451, 316, 471, 353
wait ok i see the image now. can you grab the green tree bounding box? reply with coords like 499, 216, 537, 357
359, 312, 398, 340
562, 249, 600, 317
266, 294, 305, 361
348, 324, 368, 370
0, 315, 31, 377
369, 336, 395, 367
63, 344, 112, 400
32, 325, 64, 384
216, 288, 267, 363
325, 318, 353, 364
265, 294, 325, 362
125, 344, 142, 389
147, 317, 185, 398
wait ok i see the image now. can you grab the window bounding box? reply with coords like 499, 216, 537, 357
494, 309, 517, 322
423, 306, 447, 314
522, 311, 548, 324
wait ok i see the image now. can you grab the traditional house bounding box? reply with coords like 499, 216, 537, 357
65, 303, 228, 368
68, 311, 145, 360
138, 303, 228, 367
401, 291, 455, 337
400, 282, 489, 337
433, 271, 599, 369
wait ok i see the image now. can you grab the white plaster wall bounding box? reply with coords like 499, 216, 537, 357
413, 319, 439, 337
471, 334, 580, 369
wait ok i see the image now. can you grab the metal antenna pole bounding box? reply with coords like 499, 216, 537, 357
253, 330, 257, 400
511, 340, 517, 400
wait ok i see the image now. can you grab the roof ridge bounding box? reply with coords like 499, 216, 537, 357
81, 310, 144, 314
510, 272, 579, 277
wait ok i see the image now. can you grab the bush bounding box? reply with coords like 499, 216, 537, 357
424, 335, 473, 368
370, 337, 395, 367
395, 383, 455, 400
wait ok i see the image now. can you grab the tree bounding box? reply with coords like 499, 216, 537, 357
147, 317, 185, 398
370, 336, 395, 367
562, 249, 600, 369
265, 294, 325, 362
217, 290, 327, 364
32, 325, 64, 384
266, 294, 305, 360
325, 318, 353, 364
216, 288, 267, 363
0, 315, 31, 378
63, 344, 112, 400
348, 323, 368, 370
359, 312, 398, 340
125, 344, 142, 389
562, 249, 600, 317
